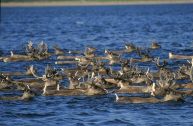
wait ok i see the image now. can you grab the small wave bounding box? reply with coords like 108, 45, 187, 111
76, 21, 84, 25
15, 112, 55, 118
101, 118, 134, 126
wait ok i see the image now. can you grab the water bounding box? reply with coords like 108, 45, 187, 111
0, 4, 193, 126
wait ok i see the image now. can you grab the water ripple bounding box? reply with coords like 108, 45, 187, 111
1, 4, 193, 126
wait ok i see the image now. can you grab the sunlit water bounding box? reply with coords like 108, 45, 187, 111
0, 4, 193, 126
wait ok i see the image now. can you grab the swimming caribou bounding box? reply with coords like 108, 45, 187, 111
0, 41, 192, 104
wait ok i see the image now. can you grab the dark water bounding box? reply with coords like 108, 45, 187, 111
0, 4, 193, 126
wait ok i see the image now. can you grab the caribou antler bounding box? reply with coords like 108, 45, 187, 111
157, 71, 176, 90
45, 64, 57, 78
153, 57, 167, 69
136, 47, 142, 56
30, 65, 44, 79
53, 45, 64, 55
146, 68, 153, 80
190, 59, 193, 82
37, 41, 48, 56
26, 41, 36, 56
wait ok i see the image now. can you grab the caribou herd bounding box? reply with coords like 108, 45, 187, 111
0, 41, 193, 103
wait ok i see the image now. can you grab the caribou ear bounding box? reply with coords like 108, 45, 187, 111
150, 83, 156, 96
146, 68, 150, 75
104, 49, 107, 54
24, 85, 31, 92
187, 60, 191, 64
115, 93, 119, 102
27, 85, 31, 90
10, 51, 14, 57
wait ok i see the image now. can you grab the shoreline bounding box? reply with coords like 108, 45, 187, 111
1, 0, 193, 7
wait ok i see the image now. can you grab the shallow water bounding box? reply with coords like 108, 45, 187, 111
0, 4, 193, 126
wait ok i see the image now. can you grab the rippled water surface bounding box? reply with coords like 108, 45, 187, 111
1, 4, 193, 126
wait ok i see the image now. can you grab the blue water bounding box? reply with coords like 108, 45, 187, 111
0, 4, 193, 126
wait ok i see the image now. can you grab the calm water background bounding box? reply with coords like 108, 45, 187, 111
0, 4, 193, 126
